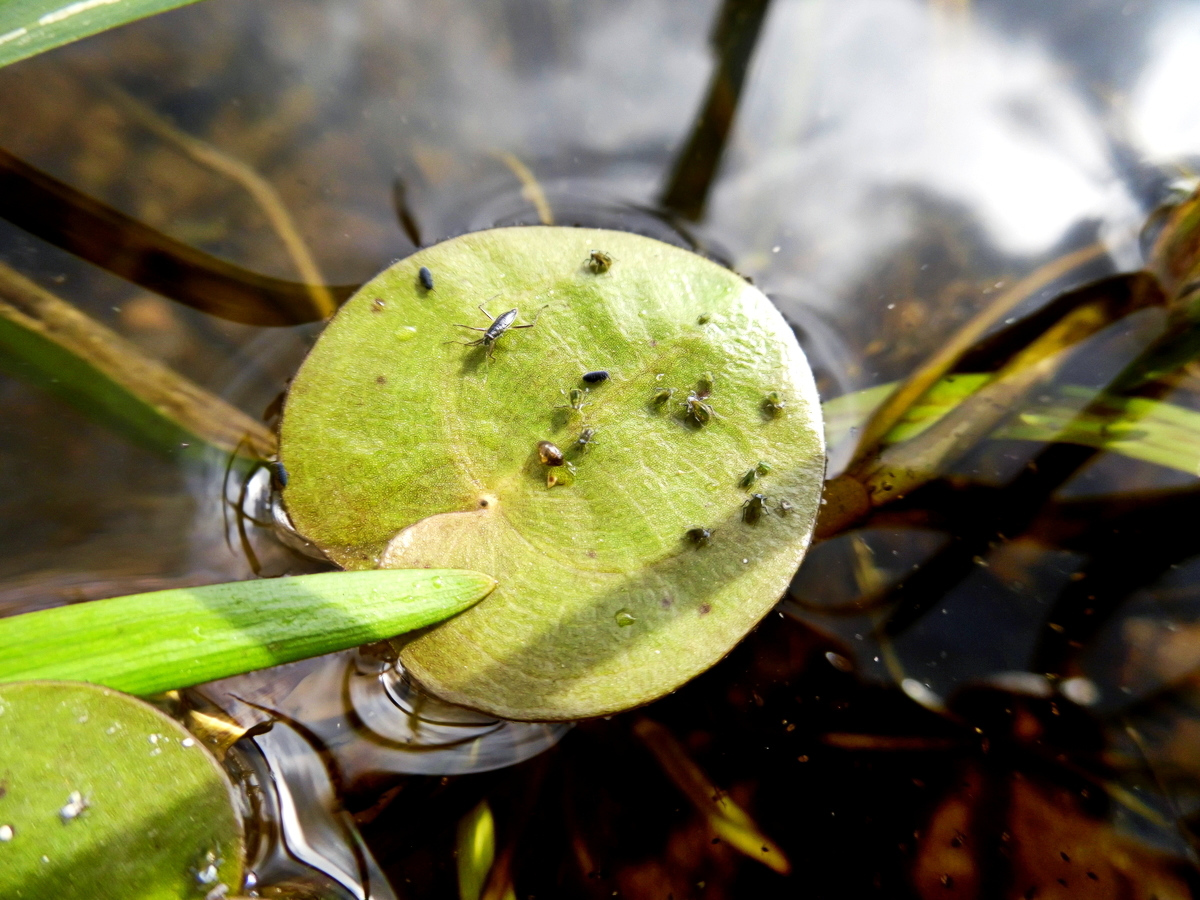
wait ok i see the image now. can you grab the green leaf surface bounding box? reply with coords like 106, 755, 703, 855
0, 680, 242, 900
0, 0, 202, 69
280, 227, 825, 720
0, 569, 496, 695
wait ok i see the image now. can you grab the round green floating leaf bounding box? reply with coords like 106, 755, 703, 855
0, 681, 243, 899
280, 227, 825, 720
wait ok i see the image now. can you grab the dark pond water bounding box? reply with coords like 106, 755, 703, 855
2, 0, 1200, 897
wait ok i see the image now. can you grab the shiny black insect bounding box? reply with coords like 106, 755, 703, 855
418, 266, 434, 291
582, 370, 610, 384
269, 460, 289, 488
686, 526, 713, 548
448, 304, 542, 359
742, 493, 770, 524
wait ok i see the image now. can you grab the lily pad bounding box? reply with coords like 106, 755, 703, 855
280, 227, 824, 720
0, 680, 242, 899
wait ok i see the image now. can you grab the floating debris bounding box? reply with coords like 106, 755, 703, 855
582, 370, 610, 384
418, 266, 434, 291
59, 791, 89, 822
686, 527, 713, 548
587, 250, 613, 274
825, 651, 854, 672
537, 440, 565, 466
776, 499, 794, 516
0, 824, 13, 841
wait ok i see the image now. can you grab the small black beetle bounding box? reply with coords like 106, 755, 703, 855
582, 370, 610, 384
418, 266, 434, 291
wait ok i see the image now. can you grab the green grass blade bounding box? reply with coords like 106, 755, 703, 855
0, 0, 203, 69
0, 569, 496, 695
823, 377, 1200, 480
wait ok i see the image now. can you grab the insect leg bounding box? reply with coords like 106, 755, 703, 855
511, 304, 550, 329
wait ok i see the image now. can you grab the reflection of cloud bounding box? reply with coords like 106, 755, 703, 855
714, 0, 1134, 307
1130, 3, 1200, 164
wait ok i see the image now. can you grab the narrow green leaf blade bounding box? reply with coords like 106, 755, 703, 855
0, 0, 203, 69
0, 569, 496, 695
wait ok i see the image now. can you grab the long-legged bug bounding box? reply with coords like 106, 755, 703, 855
574, 427, 599, 452
556, 387, 589, 416
446, 302, 545, 359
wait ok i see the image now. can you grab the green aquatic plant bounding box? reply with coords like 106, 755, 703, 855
0, 680, 242, 900
280, 226, 827, 720
0, 569, 495, 694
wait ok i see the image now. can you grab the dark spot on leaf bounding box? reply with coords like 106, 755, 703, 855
1060, 852, 1070, 862
698, 604, 712, 616
660, 596, 673, 609
1087, 872, 1098, 881
376, 376, 386, 384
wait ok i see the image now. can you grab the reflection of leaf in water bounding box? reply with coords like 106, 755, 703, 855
634, 717, 790, 874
